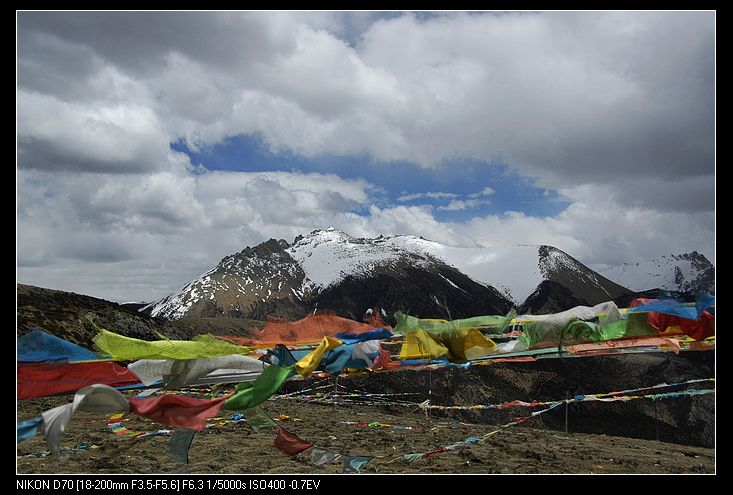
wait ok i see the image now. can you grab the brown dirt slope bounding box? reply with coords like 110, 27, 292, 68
306, 351, 715, 448
16, 392, 713, 474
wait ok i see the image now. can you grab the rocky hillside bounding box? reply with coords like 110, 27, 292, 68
16, 284, 189, 349
143, 239, 314, 321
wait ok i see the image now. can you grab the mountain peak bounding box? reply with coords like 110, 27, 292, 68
250, 238, 290, 254
295, 228, 354, 245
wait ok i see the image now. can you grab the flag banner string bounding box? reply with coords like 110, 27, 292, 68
255, 386, 715, 473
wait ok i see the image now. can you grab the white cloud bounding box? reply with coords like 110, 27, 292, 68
452, 184, 714, 267
16, 12, 714, 301
437, 199, 491, 211
397, 188, 494, 210
17, 12, 713, 197
468, 186, 495, 198
18, 165, 713, 302
18, 90, 174, 173
346, 204, 469, 247
17, 166, 383, 300
397, 191, 459, 201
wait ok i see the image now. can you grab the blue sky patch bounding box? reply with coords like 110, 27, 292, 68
172, 134, 569, 221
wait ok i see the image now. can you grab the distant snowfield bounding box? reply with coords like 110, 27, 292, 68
383, 236, 544, 304
285, 229, 544, 304
601, 257, 700, 292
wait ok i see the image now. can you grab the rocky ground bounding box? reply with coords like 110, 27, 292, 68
16, 352, 715, 475
15, 395, 714, 475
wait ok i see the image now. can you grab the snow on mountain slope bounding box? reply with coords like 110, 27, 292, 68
600, 252, 715, 293
285, 229, 431, 290
381, 236, 629, 306
143, 239, 312, 320
284, 230, 551, 304
378, 236, 542, 304
141, 267, 217, 319
143, 228, 631, 320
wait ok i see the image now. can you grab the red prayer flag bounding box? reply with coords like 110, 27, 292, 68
630, 297, 715, 341
424, 448, 446, 460
129, 395, 225, 430
647, 310, 715, 341
273, 426, 313, 456
18, 361, 140, 400
374, 346, 399, 370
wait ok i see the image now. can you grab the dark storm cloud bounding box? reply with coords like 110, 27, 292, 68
17, 11, 297, 75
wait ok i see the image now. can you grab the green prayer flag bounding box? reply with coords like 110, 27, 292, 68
93, 328, 251, 361
223, 365, 294, 411
244, 406, 277, 431
395, 311, 516, 335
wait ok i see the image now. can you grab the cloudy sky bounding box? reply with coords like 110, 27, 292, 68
17, 11, 715, 303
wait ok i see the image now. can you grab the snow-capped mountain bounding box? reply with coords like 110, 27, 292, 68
143, 228, 630, 320
600, 252, 715, 294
